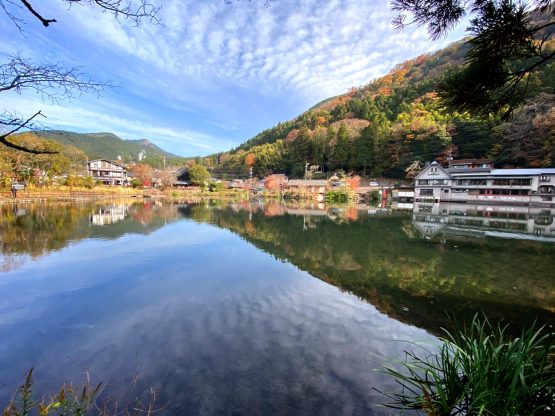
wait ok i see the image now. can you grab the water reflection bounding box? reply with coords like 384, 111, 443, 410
0, 200, 182, 272
179, 200, 555, 334
90, 204, 129, 226
1, 199, 554, 331
0, 199, 431, 415
412, 202, 555, 242
0, 199, 554, 414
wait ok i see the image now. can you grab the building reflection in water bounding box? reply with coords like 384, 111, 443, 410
412, 202, 555, 242
90, 204, 129, 226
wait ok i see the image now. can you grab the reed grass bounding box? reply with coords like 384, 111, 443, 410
2, 369, 162, 416
379, 314, 555, 415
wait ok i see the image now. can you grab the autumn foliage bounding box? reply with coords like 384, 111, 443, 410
346, 176, 361, 189
245, 153, 256, 167
130, 163, 153, 187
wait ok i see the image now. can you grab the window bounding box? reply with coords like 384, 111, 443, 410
455, 179, 487, 186
429, 166, 439, 176
493, 178, 531, 186
420, 179, 447, 185
540, 175, 550, 182
420, 189, 434, 196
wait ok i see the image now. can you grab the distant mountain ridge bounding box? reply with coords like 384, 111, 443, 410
35, 130, 181, 165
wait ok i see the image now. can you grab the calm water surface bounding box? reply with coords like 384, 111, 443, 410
0, 200, 553, 415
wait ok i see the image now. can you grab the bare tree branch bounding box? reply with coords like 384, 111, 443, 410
0, 111, 57, 154
0, 1, 161, 153
0, 0, 24, 31
19, 0, 56, 27
0, 56, 116, 153
0, 55, 116, 102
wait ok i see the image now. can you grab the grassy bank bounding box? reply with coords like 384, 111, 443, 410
0, 186, 143, 203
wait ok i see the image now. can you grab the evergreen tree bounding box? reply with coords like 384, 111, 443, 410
333, 123, 350, 170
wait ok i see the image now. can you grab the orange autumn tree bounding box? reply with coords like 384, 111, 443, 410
245, 153, 256, 167
130, 163, 153, 187
346, 175, 361, 189
264, 176, 281, 192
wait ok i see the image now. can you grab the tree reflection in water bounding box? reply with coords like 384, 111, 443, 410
0, 199, 553, 335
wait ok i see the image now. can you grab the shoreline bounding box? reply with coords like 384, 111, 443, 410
0, 187, 253, 204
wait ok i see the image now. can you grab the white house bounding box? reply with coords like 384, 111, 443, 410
87, 159, 128, 186
414, 159, 555, 206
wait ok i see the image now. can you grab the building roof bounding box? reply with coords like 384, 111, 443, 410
88, 159, 126, 168
490, 168, 555, 176
451, 168, 555, 177
414, 161, 451, 180
288, 179, 328, 186
450, 158, 493, 165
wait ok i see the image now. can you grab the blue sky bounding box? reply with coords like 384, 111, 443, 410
2, 0, 467, 157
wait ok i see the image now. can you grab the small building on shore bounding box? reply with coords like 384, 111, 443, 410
286, 179, 328, 194
414, 159, 555, 206
87, 159, 128, 186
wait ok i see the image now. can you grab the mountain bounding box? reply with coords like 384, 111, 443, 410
208, 38, 555, 179
35, 130, 183, 167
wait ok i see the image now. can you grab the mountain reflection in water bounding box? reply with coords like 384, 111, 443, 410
1, 199, 553, 331
181, 200, 555, 332
0, 199, 553, 414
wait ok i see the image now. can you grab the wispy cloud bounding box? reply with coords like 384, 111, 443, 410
1, 0, 468, 154
5, 94, 233, 156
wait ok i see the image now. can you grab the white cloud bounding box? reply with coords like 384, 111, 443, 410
5, 94, 233, 156
1, 0, 469, 152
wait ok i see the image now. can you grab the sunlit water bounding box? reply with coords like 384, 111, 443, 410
0, 200, 553, 415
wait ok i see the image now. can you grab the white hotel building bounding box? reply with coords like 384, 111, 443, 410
414, 159, 555, 206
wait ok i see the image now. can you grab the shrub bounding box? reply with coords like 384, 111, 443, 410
326, 190, 350, 203
379, 314, 555, 415
64, 176, 95, 189
130, 178, 143, 188
208, 181, 225, 192
369, 190, 381, 203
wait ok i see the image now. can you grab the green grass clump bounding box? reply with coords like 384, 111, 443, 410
3, 369, 101, 416
379, 314, 555, 415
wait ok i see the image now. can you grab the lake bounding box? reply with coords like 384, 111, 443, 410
0, 199, 553, 415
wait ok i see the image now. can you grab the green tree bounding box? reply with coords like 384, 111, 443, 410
188, 163, 210, 186
353, 126, 376, 175
391, 0, 555, 116
332, 123, 350, 170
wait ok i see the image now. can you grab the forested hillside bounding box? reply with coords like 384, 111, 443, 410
0, 132, 88, 187
35, 130, 183, 168
209, 39, 555, 178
